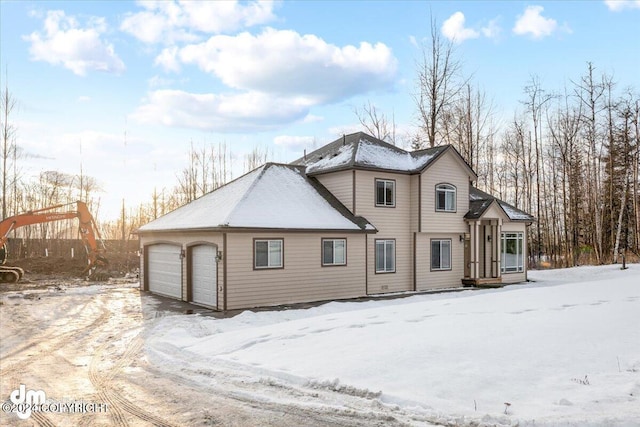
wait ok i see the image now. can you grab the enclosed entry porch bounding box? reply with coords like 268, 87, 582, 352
462, 218, 504, 287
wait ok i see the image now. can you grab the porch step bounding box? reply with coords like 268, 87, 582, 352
461, 277, 503, 288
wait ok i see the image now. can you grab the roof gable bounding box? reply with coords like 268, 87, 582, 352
466, 187, 534, 222
417, 145, 477, 180
138, 164, 373, 232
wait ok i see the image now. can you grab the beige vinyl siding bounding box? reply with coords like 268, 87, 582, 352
421, 150, 471, 234
316, 170, 354, 212
354, 170, 412, 293
139, 231, 224, 308
225, 232, 366, 310
501, 222, 528, 284
415, 233, 464, 290
410, 174, 419, 232
484, 203, 509, 222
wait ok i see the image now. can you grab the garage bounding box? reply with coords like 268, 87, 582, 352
190, 245, 217, 308
147, 244, 182, 299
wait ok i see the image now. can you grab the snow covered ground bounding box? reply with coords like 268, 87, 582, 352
146, 264, 640, 426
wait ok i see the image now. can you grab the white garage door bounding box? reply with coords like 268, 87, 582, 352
147, 244, 182, 299
191, 245, 217, 307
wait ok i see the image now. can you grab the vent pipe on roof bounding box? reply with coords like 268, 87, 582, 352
303, 149, 306, 161
342, 134, 345, 145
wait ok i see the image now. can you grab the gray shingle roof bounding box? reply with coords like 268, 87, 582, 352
466, 187, 535, 222
292, 132, 451, 175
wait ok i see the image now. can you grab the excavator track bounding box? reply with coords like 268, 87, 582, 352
0, 267, 22, 283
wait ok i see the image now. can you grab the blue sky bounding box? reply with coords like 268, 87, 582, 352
1, 0, 639, 221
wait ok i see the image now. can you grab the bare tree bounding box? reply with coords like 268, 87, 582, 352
413, 15, 466, 148
574, 62, 606, 262
354, 101, 397, 144
243, 145, 271, 173
522, 75, 556, 264
441, 83, 495, 173
1, 75, 18, 218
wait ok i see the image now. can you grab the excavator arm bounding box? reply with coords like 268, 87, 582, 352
1, 201, 108, 282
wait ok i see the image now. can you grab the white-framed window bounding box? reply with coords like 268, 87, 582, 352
322, 239, 346, 266
431, 239, 452, 270
254, 239, 283, 269
501, 232, 524, 273
375, 179, 395, 207
375, 239, 395, 273
436, 183, 456, 212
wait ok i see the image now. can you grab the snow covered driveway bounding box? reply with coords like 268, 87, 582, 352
148, 264, 640, 426
2, 280, 400, 426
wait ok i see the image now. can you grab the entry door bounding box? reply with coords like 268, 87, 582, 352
191, 245, 217, 307
147, 244, 182, 299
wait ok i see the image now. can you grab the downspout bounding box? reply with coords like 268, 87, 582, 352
365, 233, 368, 295
352, 170, 356, 214
223, 232, 228, 311
418, 174, 422, 232
413, 232, 417, 291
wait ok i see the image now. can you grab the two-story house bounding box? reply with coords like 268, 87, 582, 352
137, 132, 533, 310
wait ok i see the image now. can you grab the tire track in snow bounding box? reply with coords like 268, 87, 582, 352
31, 410, 58, 427
1, 306, 110, 377
88, 330, 177, 427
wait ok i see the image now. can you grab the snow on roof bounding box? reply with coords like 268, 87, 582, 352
298, 132, 447, 175
499, 202, 535, 221
138, 164, 369, 232
306, 143, 354, 174
227, 165, 364, 230
138, 166, 264, 232
469, 191, 485, 201
355, 139, 435, 171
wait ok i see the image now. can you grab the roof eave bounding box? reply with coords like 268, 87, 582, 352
137, 225, 376, 234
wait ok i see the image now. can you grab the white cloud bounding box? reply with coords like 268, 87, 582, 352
442, 12, 480, 43
25, 10, 125, 76
121, 0, 277, 44
303, 114, 324, 123
513, 5, 558, 39
481, 17, 502, 40
174, 28, 397, 103
154, 46, 181, 72
77, 96, 91, 103
148, 75, 175, 88
130, 89, 312, 132
604, 0, 640, 10
273, 135, 315, 151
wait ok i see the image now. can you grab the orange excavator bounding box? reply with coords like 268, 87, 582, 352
0, 201, 108, 283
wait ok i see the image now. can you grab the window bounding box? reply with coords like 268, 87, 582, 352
322, 239, 346, 266
254, 239, 283, 269
375, 240, 395, 273
501, 232, 524, 273
376, 179, 395, 207
431, 239, 452, 270
436, 184, 456, 212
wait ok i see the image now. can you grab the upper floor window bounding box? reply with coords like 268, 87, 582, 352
255, 239, 283, 269
436, 183, 456, 212
322, 239, 346, 266
376, 179, 395, 207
